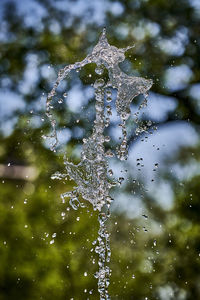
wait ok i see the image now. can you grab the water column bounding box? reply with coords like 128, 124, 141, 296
46, 29, 153, 300
92, 80, 111, 299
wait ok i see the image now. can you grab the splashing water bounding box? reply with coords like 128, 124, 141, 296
46, 29, 153, 299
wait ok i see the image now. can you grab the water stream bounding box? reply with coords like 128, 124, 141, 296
45, 29, 153, 299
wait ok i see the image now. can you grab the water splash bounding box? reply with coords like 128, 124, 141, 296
46, 28, 153, 299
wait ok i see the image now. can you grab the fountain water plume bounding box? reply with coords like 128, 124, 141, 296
46, 28, 153, 299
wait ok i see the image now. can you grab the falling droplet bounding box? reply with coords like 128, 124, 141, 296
106, 97, 112, 103
108, 169, 113, 176
95, 65, 104, 75
106, 90, 112, 97
94, 79, 105, 88
104, 136, 110, 143
142, 214, 148, 219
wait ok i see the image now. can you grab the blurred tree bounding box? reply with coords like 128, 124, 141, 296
0, 0, 200, 299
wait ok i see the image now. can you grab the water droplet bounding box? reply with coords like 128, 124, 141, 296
104, 136, 110, 142
143, 227, 148, 232
106, 90, 112, 97
94, 79, 105, 88
108, 169, 113, 176
95, 65, 104, 75
118, 177, 124, 184
58, 98, 63, 104
106, 97, 112, 103
142, 214, 148, 219
84, 272, 88, 277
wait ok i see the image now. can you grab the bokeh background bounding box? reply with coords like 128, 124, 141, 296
0, 0, 200, 299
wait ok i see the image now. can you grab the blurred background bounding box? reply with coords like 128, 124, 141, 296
0, 0, 200, 299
